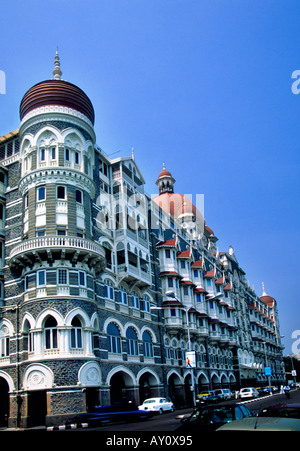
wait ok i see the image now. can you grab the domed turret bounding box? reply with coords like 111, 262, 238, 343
19, 51, 95, 125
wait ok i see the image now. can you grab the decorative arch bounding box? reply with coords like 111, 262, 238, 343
103, 318, 124, 337
36, 309, 64, 329
124, 322, 140, 340
34, 126, 62, 147
23, 364, 54, 391
0, 371, 15, 392
21, 313, 36, 332
65, 308, 91, 328
140, 326, 157, 344
106, 366, 136, 387
78, 361, 101, 387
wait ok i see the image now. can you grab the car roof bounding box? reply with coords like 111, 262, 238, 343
217, 417, 300, 431
261, 403, 300, 410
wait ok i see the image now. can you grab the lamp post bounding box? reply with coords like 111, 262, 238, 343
165, 291, 197, 407
263, 341, 272, 394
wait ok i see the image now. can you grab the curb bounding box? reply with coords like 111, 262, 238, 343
47, 423, 88, 431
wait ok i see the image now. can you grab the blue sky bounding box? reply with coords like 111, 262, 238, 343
0, 0, 299, 355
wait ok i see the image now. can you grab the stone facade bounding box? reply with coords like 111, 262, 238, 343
0, 66, 285, 428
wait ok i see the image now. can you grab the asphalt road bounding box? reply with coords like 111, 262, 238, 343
74, 388, 300, 432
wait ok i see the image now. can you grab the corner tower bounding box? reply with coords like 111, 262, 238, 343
5, 53, 105, 427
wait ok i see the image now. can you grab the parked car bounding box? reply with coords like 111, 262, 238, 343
76, 403, 153, 426
214, 389, 234, 400
217, 416, 300, 431
196, 390, 220, 404
258, 403, 300, 419
138, 397, 174, 414
239, 387, 259, 399
177, 403, 255, 432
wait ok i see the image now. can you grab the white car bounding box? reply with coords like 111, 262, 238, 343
138, 397, 175, 414
239, 387, 259, 399
214, 388, 234, 400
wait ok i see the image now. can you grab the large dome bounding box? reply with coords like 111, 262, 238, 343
20, 79, 95, 125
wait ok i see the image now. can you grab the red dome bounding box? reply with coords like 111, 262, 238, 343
157, 168, 172, 178
152, 191, 204, 222
20, 79, 95, 125
260, 295, 276, 307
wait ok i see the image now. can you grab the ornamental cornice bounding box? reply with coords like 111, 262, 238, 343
19, 107, 96, 142
19, 168, 96, 198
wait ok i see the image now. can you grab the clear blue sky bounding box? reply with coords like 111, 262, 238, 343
1, 0, 299, 355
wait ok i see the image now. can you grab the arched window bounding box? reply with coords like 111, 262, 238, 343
70, 316, 83, 349
142, 331, 153, 358
0, 325, 9, 357
107, 323, 121, 354
44, 316, 58, 350
126, 327, 138, 356
23, 319, 34, 352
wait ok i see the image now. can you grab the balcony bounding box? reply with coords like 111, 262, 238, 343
117, 263, 151, 287
8, 236, 106, 272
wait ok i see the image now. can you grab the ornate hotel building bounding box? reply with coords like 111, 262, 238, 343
0, 54, 285, 427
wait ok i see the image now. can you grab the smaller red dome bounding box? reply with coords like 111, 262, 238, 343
158, 168, 172, 179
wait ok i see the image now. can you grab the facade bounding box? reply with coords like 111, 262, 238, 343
0, 54, 285, 428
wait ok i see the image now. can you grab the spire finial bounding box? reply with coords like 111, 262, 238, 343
53, 49, 62, 80
163, 162, 165, 170
262, 282, 267, 296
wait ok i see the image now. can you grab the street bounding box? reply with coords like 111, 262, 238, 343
64, 388, 300, 432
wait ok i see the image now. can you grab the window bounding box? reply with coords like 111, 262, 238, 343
104, 284, 114, 301
126, 328, 138, 356
142, 331, 153, 357
181, 261, 185, 269
76, 189, 82, 203
118, 287, 128, 305
168, 277, 173, 288
78, 271, 86, 287
75, 152, 79, 165
70, 316, 83, 349
36, 228, 45, 236
194, 270, 198, 278
131, 294, 140, 309
44, 316, 58, 349
0, 328, 9, 357
37, 186, 45, 201
170, 308, 177, 317
40, 148, 45, 161
65, 148, 70, 161
58, 269, 68, 285
57, 186, 66, 199
51, 147, 56, 160
142, 295, 150, 313
165, 249, 171, 259
107, 323, 121, 354
37, 269, 46, 286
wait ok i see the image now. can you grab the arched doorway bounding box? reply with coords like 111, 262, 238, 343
167, 372, 183, 407
109, 369, 135, 405
197, 372, 209, 393
139, 372, 158, 403
184, 374, 193, 406
0, 377, 9, 426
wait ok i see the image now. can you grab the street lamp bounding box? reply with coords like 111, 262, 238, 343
164, 291, 197, 407
263, 341, 272, 394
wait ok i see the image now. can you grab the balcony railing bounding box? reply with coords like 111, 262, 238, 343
8, 236, 106, 271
